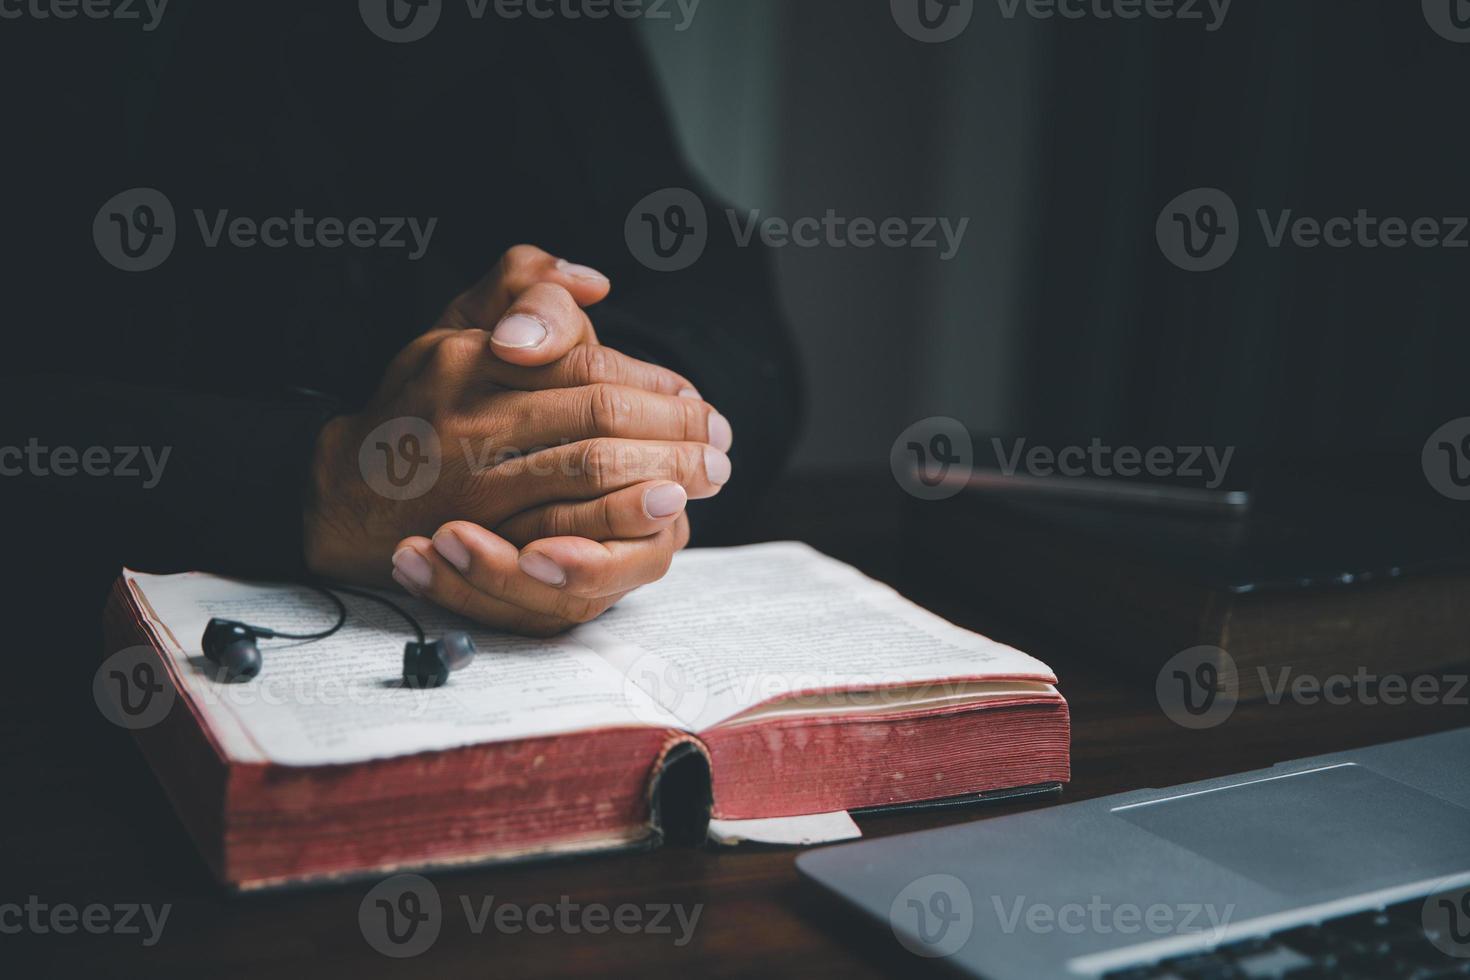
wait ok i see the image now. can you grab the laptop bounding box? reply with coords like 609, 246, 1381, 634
797, 728, 1470, 979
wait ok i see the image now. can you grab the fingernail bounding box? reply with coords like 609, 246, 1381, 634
519, 552, 567, 588
491, 314, 548, 350
556, 258, 608, 282
393, 548, 432, 592
433, 531, 471, 573
708, 412, 733, 452
678, 387, 702, 400
644, 482, 688, 519
704, 447, 731, 486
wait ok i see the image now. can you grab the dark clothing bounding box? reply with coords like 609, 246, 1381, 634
1, 6, 802, 594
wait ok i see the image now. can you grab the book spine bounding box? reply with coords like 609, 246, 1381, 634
644, 734, 714, 846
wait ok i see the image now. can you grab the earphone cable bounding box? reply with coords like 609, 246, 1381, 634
329, 585, 427, 644
255, 585, 349, 641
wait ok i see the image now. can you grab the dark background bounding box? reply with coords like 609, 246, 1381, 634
640, 0, 1470, 468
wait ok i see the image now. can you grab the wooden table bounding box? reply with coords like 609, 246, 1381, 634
5, 471, 1465, 978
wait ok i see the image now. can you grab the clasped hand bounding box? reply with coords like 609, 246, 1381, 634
304, 246, 732, 636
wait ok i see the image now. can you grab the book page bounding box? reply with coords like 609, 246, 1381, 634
574, 542, 1058, 731
707, 811, 862, 847
128, 571, 681, 767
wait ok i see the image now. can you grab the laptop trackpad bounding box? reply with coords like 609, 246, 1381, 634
1114, 764, 1470, 898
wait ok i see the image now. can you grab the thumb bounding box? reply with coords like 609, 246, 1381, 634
438, 245, 611, 334
486, 281, 603, 368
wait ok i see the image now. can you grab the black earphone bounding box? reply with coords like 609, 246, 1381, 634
201, 584, 476, 688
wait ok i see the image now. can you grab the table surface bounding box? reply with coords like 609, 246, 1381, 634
4, 471, 1466, 978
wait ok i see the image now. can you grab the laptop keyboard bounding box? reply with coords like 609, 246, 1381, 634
1103, 899, 1470, 979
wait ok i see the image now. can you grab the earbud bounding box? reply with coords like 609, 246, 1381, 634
402, 631, 477, 689
198, 588, 476, 688
202, 618, 265, 681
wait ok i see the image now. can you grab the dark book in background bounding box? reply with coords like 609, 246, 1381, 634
921, 452, 1470, 701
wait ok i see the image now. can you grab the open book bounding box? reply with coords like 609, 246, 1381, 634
103, 542, 1070, 890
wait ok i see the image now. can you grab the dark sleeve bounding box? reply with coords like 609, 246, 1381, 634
0, 378, 336, 579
